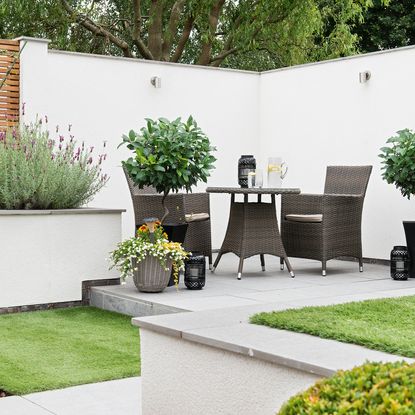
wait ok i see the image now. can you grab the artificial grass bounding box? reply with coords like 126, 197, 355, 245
0, 307, 140, 395
250, 296, 415, 358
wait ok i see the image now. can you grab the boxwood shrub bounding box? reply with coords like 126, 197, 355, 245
279, 361, 415, 414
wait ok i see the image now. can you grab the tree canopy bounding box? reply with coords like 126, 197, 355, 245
0, 0, 388, 71
354, 0, 415, 53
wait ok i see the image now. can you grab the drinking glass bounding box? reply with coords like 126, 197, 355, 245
247, 171, 255, 188
255, 169, 263, 188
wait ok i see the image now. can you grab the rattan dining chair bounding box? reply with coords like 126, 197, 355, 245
123, 167, 213, 268
280, 165, 372, 276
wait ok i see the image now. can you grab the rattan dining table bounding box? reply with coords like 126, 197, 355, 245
206, 187, 301, 279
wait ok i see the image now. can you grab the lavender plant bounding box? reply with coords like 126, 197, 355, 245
0, 118, 108, 209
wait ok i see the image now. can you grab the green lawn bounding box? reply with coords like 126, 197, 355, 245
0, 307, 140, 395
250, 296, 415, 358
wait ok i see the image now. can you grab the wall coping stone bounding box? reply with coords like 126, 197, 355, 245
0, 208, 126, 216
132, 304, 414, 378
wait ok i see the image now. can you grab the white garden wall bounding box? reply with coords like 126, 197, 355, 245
260, 47, 415, 259
18, 38, 260, 249
17, 37, 415, 259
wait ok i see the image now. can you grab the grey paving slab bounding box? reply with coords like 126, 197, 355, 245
25, 377, 141, 415
0, 396, 54, 415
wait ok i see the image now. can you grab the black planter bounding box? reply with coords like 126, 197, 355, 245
163, 223, 188, 244
163, 223, 189, 287
403, 221, 415, 278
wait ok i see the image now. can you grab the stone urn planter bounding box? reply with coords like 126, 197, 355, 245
132, 256, 173, 293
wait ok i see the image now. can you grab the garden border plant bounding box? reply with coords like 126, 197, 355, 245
0, 117, 108, 209
278, 361, 415, 414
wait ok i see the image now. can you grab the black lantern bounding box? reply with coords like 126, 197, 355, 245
238, 155, 256, 188
390, 246, 409, 280
185, 253, 206, 290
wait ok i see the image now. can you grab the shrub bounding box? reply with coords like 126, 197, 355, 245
379, 129, 415, 199
120, 116, 216, 222
0, 119, 108, 209
278, 361, 415, 415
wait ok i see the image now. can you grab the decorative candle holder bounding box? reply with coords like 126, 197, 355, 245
184, 253, 206, 290
238, 155, 256, 188
390, 245, 409, 280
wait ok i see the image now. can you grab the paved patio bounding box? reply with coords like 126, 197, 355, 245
91, 254, 415, 316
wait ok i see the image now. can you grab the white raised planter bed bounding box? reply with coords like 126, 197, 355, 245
0, 208, 124, 308
133, 307, 412, 415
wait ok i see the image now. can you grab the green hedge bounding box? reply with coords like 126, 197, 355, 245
279, 361, 415, 414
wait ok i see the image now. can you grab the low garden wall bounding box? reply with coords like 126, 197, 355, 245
139, 329, 319, 415
133, 307, 410, 415
0, 208, 124, 308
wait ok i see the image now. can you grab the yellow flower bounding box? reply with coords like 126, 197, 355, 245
137, 224, 148, 235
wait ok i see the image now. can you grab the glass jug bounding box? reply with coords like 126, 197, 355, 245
267, 157, 288, 188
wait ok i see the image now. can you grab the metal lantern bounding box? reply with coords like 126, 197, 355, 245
184, 253, 206, 290
390, 245, 409, 280
238, 155, 256, 188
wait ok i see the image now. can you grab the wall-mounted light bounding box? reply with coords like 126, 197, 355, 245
150, 76, 161, 88
359, 71, 371, 83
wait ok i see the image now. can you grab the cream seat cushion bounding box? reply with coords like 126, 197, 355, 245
285, 214, 323, 223
185, 213, 210, 223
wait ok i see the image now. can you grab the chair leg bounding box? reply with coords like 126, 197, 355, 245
359, 258, 363, 272
322, 260, 327, 277
208, 254, 213, 271
280, 257, 284, 270
212, 252, 223, 273
237, 257, 244, 280
260, 254, 265, 272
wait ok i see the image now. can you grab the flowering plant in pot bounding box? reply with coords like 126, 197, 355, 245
120, 116, 216, 233
109, 220, 189, 292
379, 128, 415, 277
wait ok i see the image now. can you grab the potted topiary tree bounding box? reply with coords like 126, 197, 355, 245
120, 116, 216, 240
379, 128, 415, 277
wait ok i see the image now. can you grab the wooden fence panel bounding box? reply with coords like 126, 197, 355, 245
0, 40, 20, 130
